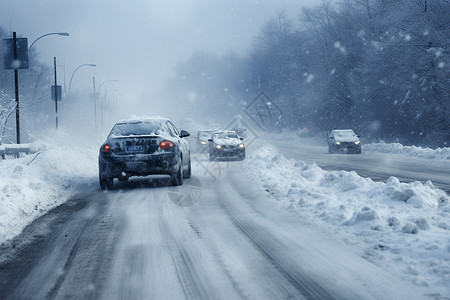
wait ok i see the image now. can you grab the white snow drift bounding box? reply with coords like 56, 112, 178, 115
0, 133, 98, 243
364, 142, 450, 160
244, 146, 450, 296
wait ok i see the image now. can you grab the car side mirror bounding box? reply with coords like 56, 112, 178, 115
329, 136, 334, 139
208, 139, 213, 142
240, 137, 244, 141
180, 130, 190, 138
357, 135, 360, 138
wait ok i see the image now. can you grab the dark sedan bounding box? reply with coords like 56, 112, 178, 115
196, 129, 219, 153
98, 117, 191, 189
208, 130, 245, 161
327, 129, 361, 154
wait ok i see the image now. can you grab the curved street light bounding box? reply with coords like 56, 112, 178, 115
69, 64, 96, 94
29, 32, 69, 50
99, 79, 118, 91
97, 80, 118, 130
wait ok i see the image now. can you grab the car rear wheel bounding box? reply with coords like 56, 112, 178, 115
184, 158, 192, 178
170, 164, 183, 186
209, 151, 216, 161
99, 174, 113, 190
238, 152, 245, 160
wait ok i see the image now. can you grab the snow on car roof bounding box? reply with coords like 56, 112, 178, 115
213, 131, 239, 139
109, 116, 173, 138
198, 129, 220, 133
332, 129, 356, 135
214, 130, 237, 134
116, 115, 169, 124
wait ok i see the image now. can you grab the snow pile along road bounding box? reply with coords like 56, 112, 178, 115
364, 142, 450, 160
245, 146, 450, 296
0, 134, 98, 244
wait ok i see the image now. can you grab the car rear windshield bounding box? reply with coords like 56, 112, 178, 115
198, 131, 215, 139
215, 132, 238, 139
336, 130, 356, 137
109, 120, 170, 137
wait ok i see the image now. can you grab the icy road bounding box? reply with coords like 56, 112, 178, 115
0, 135, 448, 299
264, 134, 450, 194
0, 170, 424, 299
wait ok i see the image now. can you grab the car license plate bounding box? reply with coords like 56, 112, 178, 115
127, 145, 144, 152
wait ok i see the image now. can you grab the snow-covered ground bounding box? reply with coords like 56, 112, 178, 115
0, 132, 98, 243
244, 145, 450, 295
291, 132, 450, 160
1, 134, 449, 295
364, 142, 450, 160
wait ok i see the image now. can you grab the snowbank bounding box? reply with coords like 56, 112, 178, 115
279, 131, 450, 160
364, 143, 450, 160
245, 146, 450, 295
0, 133, 98, 243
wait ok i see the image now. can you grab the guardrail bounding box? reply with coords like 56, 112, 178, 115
0, 144, 32, 159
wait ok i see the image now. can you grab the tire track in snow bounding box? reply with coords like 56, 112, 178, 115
213, 190, 340, 300
158, 210, 210, 300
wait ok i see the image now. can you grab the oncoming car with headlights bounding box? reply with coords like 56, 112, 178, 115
98, 117, 191, 189
196, 129, 219, 153
208, 130, 245, 161
327, 129, 361, 154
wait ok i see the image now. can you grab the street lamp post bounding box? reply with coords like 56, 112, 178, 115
105, 89, 118, 127
98, 80, 118, 131
27, 32, 69, 106
28, 32, 69, 51
68, 64, 96, 94
93, 77, 97, 135
110, 91, 122, 124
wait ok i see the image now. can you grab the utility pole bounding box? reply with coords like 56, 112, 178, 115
93, 76, 97, 135
4, 32, 28, 144
54, 57, 58, 129
13, 32, 20, 144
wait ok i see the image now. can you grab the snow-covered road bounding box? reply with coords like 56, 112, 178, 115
0, 160, 427, 299
0, 132, 449, 299
260, 134, 450, 193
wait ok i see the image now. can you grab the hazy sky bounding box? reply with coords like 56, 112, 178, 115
1, 0, 316, 101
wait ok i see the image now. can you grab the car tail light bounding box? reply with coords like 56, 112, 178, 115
101, 144, 111, 153
160, 141, 175, 150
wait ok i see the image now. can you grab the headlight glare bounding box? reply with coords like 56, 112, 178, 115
216, 145, 222, 149
239, 144, 244, 148
336, 142, 341, 145
355, 141, 360, 145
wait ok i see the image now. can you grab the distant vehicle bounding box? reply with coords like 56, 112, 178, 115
231, 127, 247, 138
328, 129, 361, 154
208, 130, 245, 161
98, 117, 191, 189
296, 126, 316, 137
0, 138, 4, 159
196, 129, 219, 153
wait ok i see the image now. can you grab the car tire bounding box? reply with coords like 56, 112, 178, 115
184, 158, 192, 178
171, 164, 183, 186
99, 174, 113, 190
118, 176, 129, 182
239, 152, 245, 161
209, 151, 216, 161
